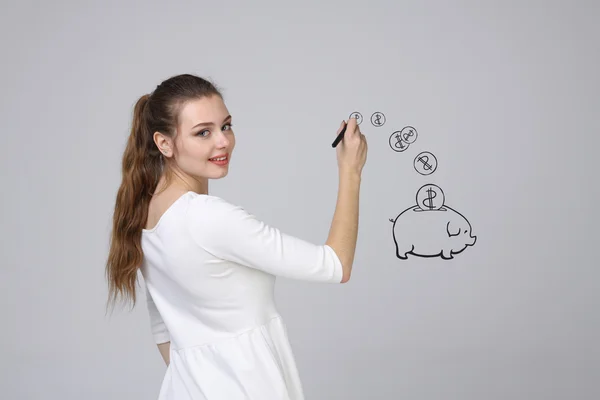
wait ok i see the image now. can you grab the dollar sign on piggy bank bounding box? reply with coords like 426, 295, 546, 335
389, 205, 477, 260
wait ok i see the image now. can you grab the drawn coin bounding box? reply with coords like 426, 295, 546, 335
349, 112, 363, 125
413, 151, 437, 175
370, 112, 386, 127
399, 126, 418, 144
416, 184, 445, 211
389, 131, 410, 152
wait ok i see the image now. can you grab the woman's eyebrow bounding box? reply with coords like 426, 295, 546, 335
191, 115, 232, 129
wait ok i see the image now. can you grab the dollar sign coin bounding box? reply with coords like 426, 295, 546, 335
389, 131, 410, 152
413, 151, 437, 175
370, 112, 386, 127
415, 184, 445, 211
349, 112, 363, 125
400, 126, 418, 144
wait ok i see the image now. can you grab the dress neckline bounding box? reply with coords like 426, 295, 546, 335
142, 191, 196, 234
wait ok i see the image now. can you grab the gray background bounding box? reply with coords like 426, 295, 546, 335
2, 0, 598, 399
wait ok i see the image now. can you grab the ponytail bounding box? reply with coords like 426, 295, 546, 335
105, 94, 161, 313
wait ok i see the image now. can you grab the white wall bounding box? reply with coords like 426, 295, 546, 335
1, 0, 598, 398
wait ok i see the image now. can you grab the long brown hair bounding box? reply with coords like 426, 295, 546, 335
105, 73, 223, 314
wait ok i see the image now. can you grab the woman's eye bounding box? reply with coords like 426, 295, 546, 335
197, 123, 233, 137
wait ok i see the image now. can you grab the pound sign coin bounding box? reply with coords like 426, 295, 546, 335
416, 184, 445, 211
370, 112, 386, 127
399, 126, 418, 144
389, 131, 410, 152
413, 151, 438, 175
349, 112, 363, 125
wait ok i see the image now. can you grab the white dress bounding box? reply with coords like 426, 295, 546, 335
140, 191, 344, 399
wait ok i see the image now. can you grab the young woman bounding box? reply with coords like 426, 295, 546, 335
105, 73, 368, 399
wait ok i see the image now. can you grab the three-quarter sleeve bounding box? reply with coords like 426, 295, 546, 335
144, 282, 170, 344
186, 195, 344, 283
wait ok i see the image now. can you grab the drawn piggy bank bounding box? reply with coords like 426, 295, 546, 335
390, 205, 476, 260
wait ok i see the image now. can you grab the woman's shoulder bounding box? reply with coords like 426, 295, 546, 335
187, 191, 228, 204
186, 192, 246, 215
185, 192, 253, 240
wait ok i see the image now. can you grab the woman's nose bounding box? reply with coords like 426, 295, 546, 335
216, 131, 230, 147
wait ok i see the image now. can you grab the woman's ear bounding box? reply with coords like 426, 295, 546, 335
153, 132, 172, 156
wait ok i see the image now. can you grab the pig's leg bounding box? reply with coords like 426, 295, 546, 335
441, 248, 454, 259
396, 244, 412, 259
396, 249, 409, 259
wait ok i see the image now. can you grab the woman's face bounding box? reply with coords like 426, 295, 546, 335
171, 94, 236, 181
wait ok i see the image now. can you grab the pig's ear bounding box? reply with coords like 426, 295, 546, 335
446, 221, 460, 237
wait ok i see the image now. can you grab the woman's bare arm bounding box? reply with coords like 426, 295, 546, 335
157, 342, 170, 365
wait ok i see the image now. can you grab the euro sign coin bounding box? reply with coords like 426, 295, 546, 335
399, 126, 418, 144
370, 112, 386, 127
389, 131, 409, 152
416, 184, 445, 211
349, 112, 363, 125
413, 151, 437, 175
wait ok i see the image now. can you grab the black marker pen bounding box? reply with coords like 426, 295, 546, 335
331, 121, 348, 148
